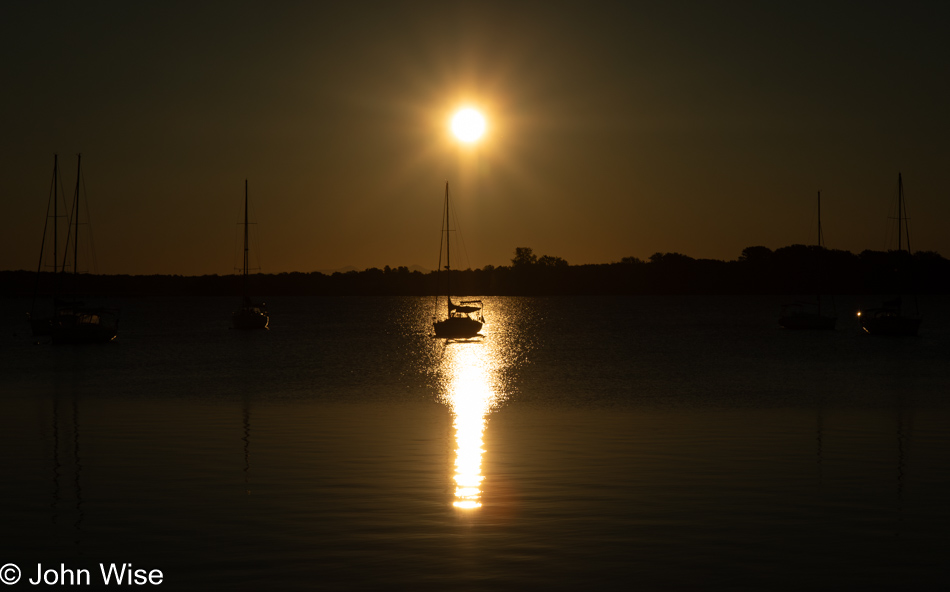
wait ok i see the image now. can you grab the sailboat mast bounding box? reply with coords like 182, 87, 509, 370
73, 154, 81, 278
445, 182, 450, 307
817, 190, 821, 315
33, 157, 57, 315
53, 155, 59, 278
243, 179, 249, 297
897, 173, 903, 253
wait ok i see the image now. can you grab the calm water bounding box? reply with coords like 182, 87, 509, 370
1, 295, 949, 590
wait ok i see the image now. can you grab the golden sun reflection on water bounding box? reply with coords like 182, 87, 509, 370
438, 337, 506, 510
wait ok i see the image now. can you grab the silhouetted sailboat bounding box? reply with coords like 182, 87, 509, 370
858, 173, 921, 336
232, 180, 269, 330
27, 155, 64, 337
779, 191, 837, 330
433, 182, 483, 338
50, 154, 119, 344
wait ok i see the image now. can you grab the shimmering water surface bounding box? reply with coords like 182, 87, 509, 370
2, 295, 949, 590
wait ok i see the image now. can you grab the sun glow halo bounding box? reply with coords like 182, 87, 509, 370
451, 108, 486, 143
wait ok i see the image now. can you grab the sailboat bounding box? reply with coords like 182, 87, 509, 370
858, 173, 921, 336
779, 191, 837, 330
50, 154, 119, 344
232, 179, 269, 330
432, 182, 484, 338
27, 155, 65, 337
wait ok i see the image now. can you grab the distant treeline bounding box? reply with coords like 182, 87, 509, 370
4, 245, 950, 297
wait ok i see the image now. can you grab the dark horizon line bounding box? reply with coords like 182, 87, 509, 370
4, 243, 946, 278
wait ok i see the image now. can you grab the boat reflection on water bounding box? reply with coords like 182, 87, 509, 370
436, 336, 507, 510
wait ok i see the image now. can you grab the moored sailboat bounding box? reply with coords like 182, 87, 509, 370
858, 173, 921, 336
232, 179, 269, 330
27, 154, 65, 337
779, 191, 837, 330
50, 154, 119, 344
432, 182, 483, 338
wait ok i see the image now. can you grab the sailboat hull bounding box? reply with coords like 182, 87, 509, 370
433, 317, 482, 338
51, 311, 119, 344
232, 308, 269, 330
28, 315, 54, 337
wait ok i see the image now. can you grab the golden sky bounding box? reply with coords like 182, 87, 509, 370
2, 1, 949, 275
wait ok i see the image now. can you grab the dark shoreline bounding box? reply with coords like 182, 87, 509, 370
5, 245, 949, 297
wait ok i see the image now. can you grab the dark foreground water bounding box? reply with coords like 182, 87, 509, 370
1, 295, 949, 590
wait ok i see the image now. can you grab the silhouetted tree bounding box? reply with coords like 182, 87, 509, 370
738, 246, 773, 263
537, 255, 568, 268
511, 247, 537, 267
648, 252, 694, 265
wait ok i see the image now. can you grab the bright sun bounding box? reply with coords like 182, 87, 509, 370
451, 108, 486, 143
